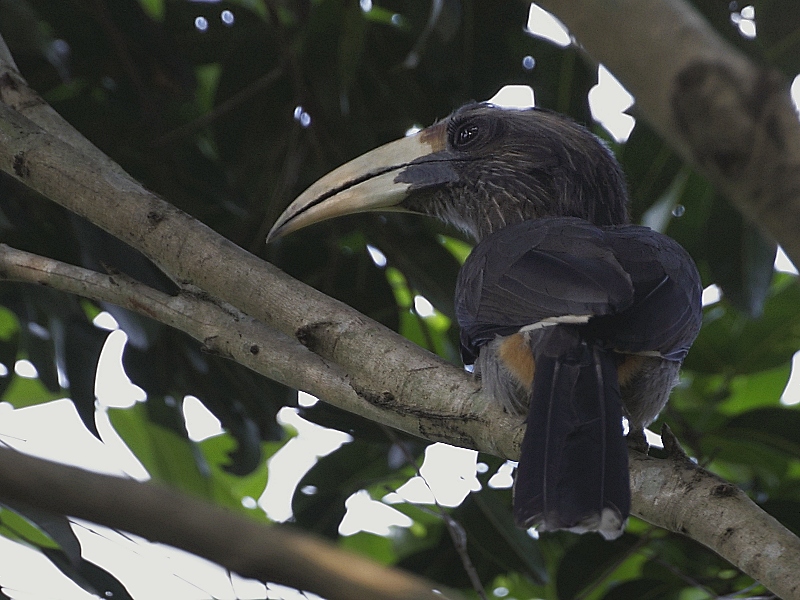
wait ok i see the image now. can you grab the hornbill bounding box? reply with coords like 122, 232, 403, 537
267, 103, 703, 540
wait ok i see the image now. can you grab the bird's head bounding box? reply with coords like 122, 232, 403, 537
268, 103, 629, 243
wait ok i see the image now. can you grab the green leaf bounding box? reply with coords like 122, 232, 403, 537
556, 534, 642, 599
601, 578, 678, 600
0, 505, 61, 551
705, 196, 776, 318
0, 502, 81, 565
138, 0, 164, 21
0, 306, 19, 342
684, 276, 800, 375
438, 235, 473, 265
197, 432, 276, 518
717, 364, 791, 415
110, 402, 275, 517
725, 407, 800, 457
339, 531, 397, 565
1, 373, 65, 408
108, 402, 209, 496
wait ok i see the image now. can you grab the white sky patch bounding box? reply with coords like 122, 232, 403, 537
526, 3, 571, 47
267, 584, 323, 600
791, 74, 800, 116
775, 246, 798, 275
95, 329, 147, 409
388, 443, 480, 507
339, 489, 413, 536
781, 351, 800, 406
588, 65, 636, 143
488, 460, 515, 489
92, 311, 119, 331
194, 16, 209, 32
0, 399, 145, 477
730, 5, 756, 39
644, 428, 664, 449
14, 359, 38, 379
702, 284, 722, 307
488, 85, 536, 109
183, 394, 223, 442
73, 523, 269, 600
367, 244, 388, 268
0, 534, 95, 600
298, 390, 319, 407
413, 295, 436, 318
259, 407, 351, 522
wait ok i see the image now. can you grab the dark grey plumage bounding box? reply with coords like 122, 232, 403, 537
267, 101, 703, 539
397, 103, 629, 242
455, 218, 702, 536
396, 105, 702, 537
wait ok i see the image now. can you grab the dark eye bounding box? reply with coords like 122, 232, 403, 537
453, 123, 480, 149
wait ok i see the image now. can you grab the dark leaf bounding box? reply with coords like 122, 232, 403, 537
619, 119, 685, 222
0, 501, 81, 566
298, 400, 400, 442
19, 313, 60, 393
556, 534, 640, 599
724, 407, 800, 457
0, 309, 19, 398
371, 215, 462, 321
600, 578, 679, 600
754, 0, 800, 75
684, 276, 800, 374
762, 499, 800, 536
705, 196, 776, 318
63, 319, 109, 438
43, 549, 133, 600
292, 439, 397, 539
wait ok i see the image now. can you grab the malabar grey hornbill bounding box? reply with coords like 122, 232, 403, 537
267, 103, 703, 540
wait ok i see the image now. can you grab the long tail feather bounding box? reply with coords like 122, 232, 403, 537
512, 325, 630, 540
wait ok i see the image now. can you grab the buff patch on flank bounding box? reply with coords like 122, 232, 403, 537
497, 333, 535, 391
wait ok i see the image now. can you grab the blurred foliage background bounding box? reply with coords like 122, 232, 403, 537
1, 0, 800, 598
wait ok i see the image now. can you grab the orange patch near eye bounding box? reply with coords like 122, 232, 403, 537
419, 122, 448, 152
498, 333, 535, 391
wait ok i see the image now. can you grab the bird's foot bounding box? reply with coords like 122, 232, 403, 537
626, 428, 649, 453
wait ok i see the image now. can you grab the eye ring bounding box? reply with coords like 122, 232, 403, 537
452, 122, 481, 149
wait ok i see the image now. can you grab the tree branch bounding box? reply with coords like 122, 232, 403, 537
536, 0, 800, 267
632, 428, 800, 600
0, 243, 360, 415
0, 447, 459, 600
0, 93, 515, 455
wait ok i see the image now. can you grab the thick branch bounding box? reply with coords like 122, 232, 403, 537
0, 92, 514, 458
631, 430, 800, 600
536, 0, 800, 267
0, 244, 361, 416
0, 447, 457, 600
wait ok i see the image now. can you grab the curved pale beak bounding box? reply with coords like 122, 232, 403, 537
266, 122, 449, 242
